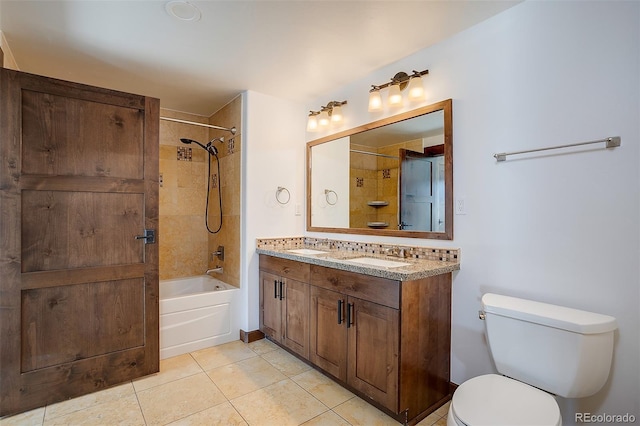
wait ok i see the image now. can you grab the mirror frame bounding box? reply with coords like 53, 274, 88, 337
306, 98, 453, 240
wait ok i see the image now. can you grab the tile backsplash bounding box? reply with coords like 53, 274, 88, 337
256, 237, 459, 263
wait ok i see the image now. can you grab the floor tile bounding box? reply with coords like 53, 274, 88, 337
302, 410, 352, 426
165, 401, 247, 426
0, 407, 45, 426
206, 356, 287, 399
133, 353, 203, 392
137, 372, 226, 425
416, 411, 443, 426
43, 394, 144, 426
248, 338, 279, 355
261, 347, 312, 377
44, 382, 135, 421
292, 369, 355, 408
333, 397, 399, 426
2, 340, 433, 426
231, 379, 327, 426
433, 401, 450, 418
191, 340, 257, 370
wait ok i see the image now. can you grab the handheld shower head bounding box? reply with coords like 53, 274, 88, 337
179, 137, 219, 156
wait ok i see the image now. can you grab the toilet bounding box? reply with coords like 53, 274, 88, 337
448, 293, 617, 426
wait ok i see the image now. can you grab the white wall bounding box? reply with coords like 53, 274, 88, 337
310, 136, 349, 228
242, 90, 307, 330
300, 1, 639, 423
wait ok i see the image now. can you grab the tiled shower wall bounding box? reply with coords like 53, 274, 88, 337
349, 139, 422, 230
158, 99, 242, 286
207, 96, 242, 288
159, 110, 210, 280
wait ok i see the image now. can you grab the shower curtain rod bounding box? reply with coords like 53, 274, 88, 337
350, 149, 399, 160
160, 116, 237, 134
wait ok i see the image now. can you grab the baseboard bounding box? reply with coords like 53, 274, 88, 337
239, 329, 264, 343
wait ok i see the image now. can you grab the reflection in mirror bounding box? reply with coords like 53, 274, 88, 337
307, 99, 452, 240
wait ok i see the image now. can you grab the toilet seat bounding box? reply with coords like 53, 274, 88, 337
450, 374, 562, 426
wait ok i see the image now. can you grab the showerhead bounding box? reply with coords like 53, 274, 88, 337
179, 137, 221, 156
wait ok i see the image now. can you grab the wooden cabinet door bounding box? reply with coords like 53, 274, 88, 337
309, 286, 347, 381
259, 270, 282, 342
347, 297, 399, 412
282, 278, 309, 358
0, 69, 159, 416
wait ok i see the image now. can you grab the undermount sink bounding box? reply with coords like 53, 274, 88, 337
345, 257, 411, 268
287, 248, 329, 255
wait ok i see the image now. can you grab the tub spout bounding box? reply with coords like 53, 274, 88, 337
206, 267, 223, 275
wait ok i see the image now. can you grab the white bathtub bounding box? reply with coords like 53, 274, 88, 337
160, 275, 240, 360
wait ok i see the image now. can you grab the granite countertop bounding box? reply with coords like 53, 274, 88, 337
256, 246, 460, 281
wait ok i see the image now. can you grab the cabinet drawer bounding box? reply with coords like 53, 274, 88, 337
259, 255, 310, 283
310, 265, 399, 309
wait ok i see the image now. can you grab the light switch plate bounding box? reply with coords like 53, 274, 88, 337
455, 197, 466, 215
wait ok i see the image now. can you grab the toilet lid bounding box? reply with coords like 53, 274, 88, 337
452, 374, 561, 426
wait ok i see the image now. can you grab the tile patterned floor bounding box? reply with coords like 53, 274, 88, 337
0, 340, 450, 426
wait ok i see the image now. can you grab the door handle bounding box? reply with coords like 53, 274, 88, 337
337, 299, 344, 324
274, 280, 278, 299
279, 281, 284, 300
346, 302, 354, 328
135, 229, 156, 244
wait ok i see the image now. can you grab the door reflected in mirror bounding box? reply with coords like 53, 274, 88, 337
307, 99, 453, 240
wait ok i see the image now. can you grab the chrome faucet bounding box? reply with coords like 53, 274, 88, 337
386, 246, 408, 258
206, 266, 223, 275
317, 238, 332, 250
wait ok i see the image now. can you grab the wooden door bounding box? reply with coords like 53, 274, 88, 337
347, 297, 399, 412
309, 286, 347, 380
259, 270, 282, 342
282, 278, 309, 358
0, 69, 159, 416
398, 148, 434, 232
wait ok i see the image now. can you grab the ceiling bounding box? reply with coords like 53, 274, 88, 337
0, 1, 519, 116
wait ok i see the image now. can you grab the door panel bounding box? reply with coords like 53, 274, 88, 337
259, 271, 281, 341
348, 297, 399, 412
309, 286, 347, 380
21, 191, 144, 272
282, 278, 309, 358
21, 89, 144, 179
0, 68, 159, 417
21, 279, 144, 371
399, 149, 434, 232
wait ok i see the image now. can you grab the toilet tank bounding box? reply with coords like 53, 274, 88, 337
482, 293, 617, 398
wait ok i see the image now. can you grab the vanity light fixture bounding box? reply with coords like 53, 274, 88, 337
367, 69, 429, 111
307, 101, 347, 132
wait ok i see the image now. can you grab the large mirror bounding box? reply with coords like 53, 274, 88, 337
307, 99, 452, 239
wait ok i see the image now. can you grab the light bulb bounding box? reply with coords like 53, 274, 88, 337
331, 104, 343, 122
306, 114, 318, 132
407, 76, 425, 101
368, 90, 382, 111
318, 109, 330, 127
388, 84, 403, 106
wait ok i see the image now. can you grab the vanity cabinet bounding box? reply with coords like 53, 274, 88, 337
259, 254, 453, 425
310, 269, 400, 412
259, 256, 309, 358
310, 264, 452, 424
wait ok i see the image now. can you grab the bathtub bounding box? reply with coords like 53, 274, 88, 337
160, 275, 240, 360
